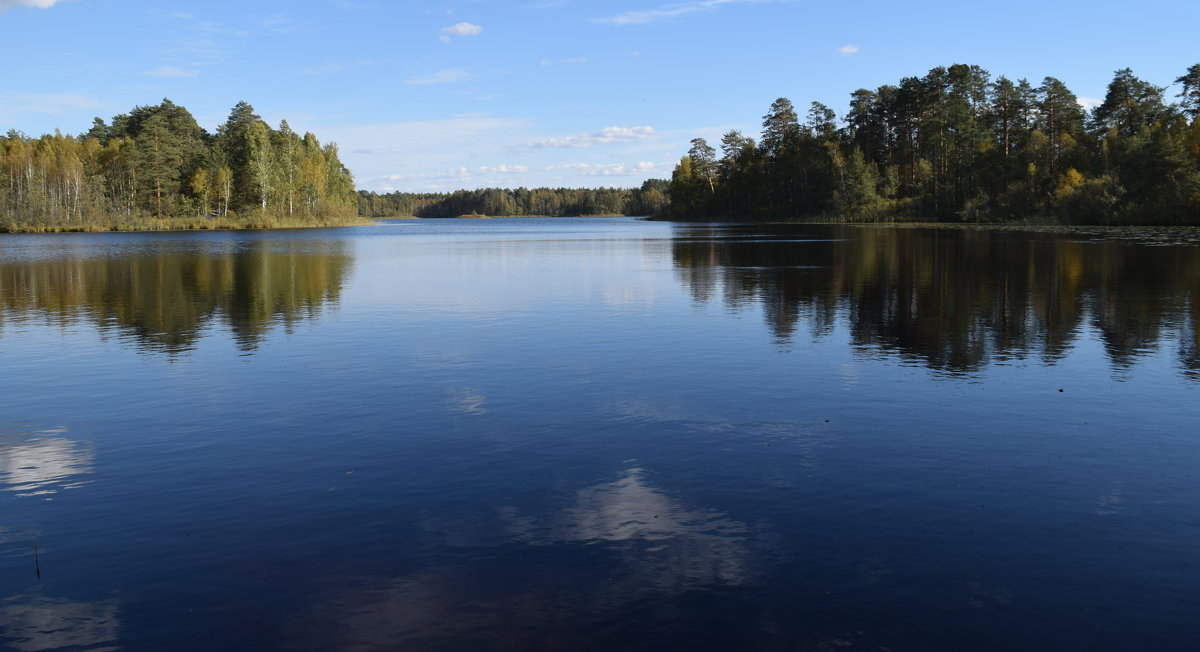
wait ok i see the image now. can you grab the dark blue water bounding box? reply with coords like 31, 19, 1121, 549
2, 218, 1199, 650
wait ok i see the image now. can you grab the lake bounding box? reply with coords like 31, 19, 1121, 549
2, 217, 1198, 651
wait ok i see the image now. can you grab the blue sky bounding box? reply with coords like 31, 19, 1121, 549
2, 0, 1198, 192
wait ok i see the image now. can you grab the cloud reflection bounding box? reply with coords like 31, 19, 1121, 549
446, 387, 487, 415
509, 468, 752, 588
0, 428, 94, 497
290, 467, 759, 649
0, 596, 120, 652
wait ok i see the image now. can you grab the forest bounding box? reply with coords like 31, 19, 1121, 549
9, 62, 1200, 232
357, 179, 669, 218
669, 64, 1200, 224
0, 100, 358, 232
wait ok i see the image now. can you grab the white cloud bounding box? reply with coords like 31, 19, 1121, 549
329, 0, 372, 10
384, 164, 530, 183
321, 115, 528, 154
142, 65, 199, 78
406, 68, 471, 85
376, 164, 535, 192
838, 44, 859, 55
531, 126, 657, 148
540, 57, 594, 66
317, 115, 533, 190
439, 21, 482, 42
304, 63, 347, 75
480, 164, 530, 174
0, 0, 64, 10
1077, 97, 1103, 110
383, 169, 462, 182
443, 21, 482, 36
317, 115, 677, 192
543, 161, 668, 176
0, 92, 105, 122
152, 14, 248, 69
303, 59, 378, 75
598, 0, 764, 25
372, 158, 673, 190
261, 13, 299, 34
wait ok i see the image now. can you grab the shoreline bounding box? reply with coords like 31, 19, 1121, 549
0, 216, 376, 235
645, 216, 1200, 229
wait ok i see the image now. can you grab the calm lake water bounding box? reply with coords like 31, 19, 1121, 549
2, 218, 1199, 651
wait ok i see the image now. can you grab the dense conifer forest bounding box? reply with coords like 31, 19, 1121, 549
356, 180, 669, 218
0, 100, 358, 232
669, 64, 1200, 224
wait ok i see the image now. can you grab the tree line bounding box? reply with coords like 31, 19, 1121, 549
1, 99, 358, 232
357, 179, 669, 218
669, 64, 1200, 224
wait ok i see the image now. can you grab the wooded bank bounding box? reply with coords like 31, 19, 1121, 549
1, 100, 357, 233
669, 64, 1200, 225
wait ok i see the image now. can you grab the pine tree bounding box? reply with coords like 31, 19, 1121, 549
1175, 63, 1200, 120
687, 138, 717, 197
217, 101, 265, 211
129, 112, 183, 215
761, 98, 801, 158
1092, 69, 1167, 138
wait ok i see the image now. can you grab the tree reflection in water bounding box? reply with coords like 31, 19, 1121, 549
0, 238, 352, 355
671, 224, 1200, 377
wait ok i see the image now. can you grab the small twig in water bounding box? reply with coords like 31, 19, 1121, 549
35, 542, 42, 580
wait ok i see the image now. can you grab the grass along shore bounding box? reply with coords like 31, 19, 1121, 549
1, 213, 373, 234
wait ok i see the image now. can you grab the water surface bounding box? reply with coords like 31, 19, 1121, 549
2, 218, 1198, 650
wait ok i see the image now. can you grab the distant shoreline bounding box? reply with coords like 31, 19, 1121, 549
375, 214, 630, 219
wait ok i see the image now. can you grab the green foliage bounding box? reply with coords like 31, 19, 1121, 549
1, 99, 358, 231
666, 63, 1200, 225
356, 182, 670, 219
1091, 69, 1168, 139
1178, 63, 1200, 119
1053, 169, 1122, 223
687, 138, 717, 197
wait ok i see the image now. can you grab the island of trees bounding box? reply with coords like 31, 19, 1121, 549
669, 64, 1200, 224
1, 100, 358, 232
356, 181, 669, 218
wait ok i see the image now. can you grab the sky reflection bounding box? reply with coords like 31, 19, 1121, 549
0, 595, 121, 652
0, 428, 94, 497
289, 466, 759, 650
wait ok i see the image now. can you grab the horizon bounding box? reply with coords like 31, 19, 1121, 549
2, 0, 1197, 193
